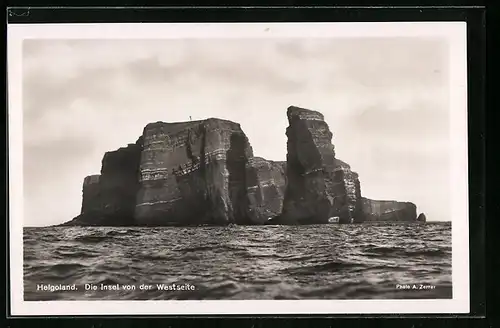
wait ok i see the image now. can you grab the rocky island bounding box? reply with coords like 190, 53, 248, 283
61, 106, 424, 227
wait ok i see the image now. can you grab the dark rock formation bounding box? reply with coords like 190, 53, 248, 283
245, 157, 286, 224
416, 213, 427, 222
335, 159, 364, 223
62, 141, 142, 226
134, 118, 282, 225
62, 118, 286, 226
360, 198, 417, 222
134, 119, 252, 225
62, 105, 420, 227
280, 106, 363, 224
80, 174, 101, 214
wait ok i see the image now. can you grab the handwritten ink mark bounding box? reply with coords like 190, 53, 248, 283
8, 8, 31, 17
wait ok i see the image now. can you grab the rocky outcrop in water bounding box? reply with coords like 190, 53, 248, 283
63, 119, 286, 226
246, 157, 286, 224
417, 213, 427, 222
279, 106, 363, 224
135, 119, 251, 225
360, 198, 417, 222
335, 159, 364, 223
62, 105, 421, 227
62, 141, 142, 226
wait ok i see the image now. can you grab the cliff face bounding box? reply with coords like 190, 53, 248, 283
63, 118, 286, 226
80, 175, 101, 214
135, 119, 255, 226
99, 141, 142, 220
245, 157, 286, 224
360, 198, 417, 222
63, 106, 421, 226
335, 160, 365, 223
63, 141, 142, 226
280, 106, 361, 224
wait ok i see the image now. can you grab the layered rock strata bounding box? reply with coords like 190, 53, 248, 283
245, 157, 286, 223
360, 198, 417, 222
62, 141, 142, 226
280, 106, 363, 224
135, 119, 255, 225
63, 106, 421, 226
63, 119, 286, 226
335, 159, 365, 223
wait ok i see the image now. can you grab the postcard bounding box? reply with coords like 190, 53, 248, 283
7, 22, 469, 315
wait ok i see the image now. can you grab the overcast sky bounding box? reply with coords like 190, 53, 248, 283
23, 37, 450, 227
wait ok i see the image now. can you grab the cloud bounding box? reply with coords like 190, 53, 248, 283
275, 37, 448, 88
21, 37, 450, 226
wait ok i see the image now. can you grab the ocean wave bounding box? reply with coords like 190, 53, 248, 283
23, 223, 452, 300
73, 235, 113, 243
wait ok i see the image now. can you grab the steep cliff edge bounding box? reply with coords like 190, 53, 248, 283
62, 140, 142, 226
135, 119, 255, 225
279, 105, 417, 225
360, 198, 417, 222
62, 106, 421, 226
280, 106, 362, 224
62, 118, 286, 226
245, 157, 286, 224
335, 159, 365, 223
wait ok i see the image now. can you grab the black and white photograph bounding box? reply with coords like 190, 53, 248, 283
8, 22, 469, 315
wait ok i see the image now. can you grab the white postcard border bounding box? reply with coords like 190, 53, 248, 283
8, 22, 469, 316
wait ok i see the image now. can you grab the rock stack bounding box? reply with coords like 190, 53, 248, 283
280, 106, 363, 224
61, 105, 420, 226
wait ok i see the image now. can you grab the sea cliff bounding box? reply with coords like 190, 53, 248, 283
63, 119, 286, 226
61, 106, 420, 226
360, 198, 417, 222
279, 106, 361, 224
